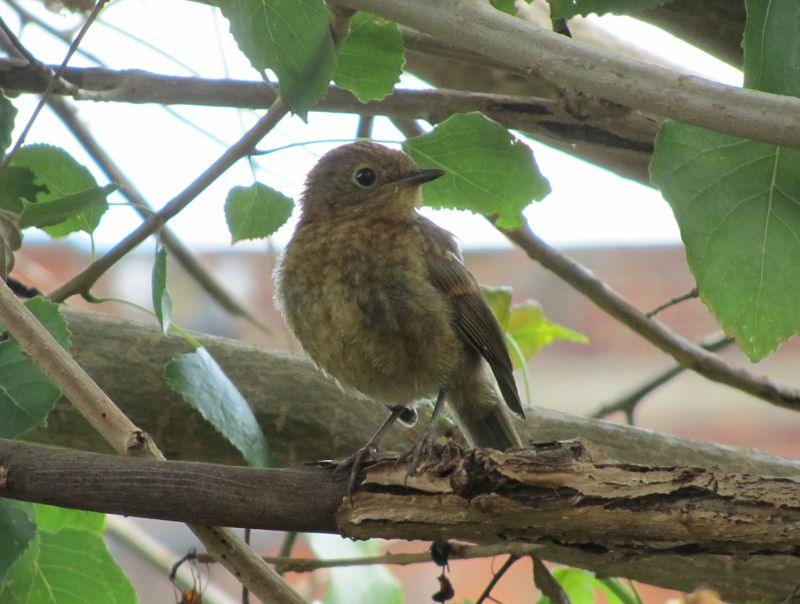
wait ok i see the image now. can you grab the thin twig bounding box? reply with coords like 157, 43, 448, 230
502, 223, 800, 411
356, 114, 374, 138
47, 98, 289, 302
589, 333, 734, 420
5, 0, 105, 65
339, 0, 800, 149
646, 288, 699, 317
46, 96, 273, 334
0, 0, 107, 172
475, 555, 521, 604
0, 61, 658, 183
196, 543, 544, 572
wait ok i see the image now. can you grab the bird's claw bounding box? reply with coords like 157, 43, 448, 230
335, 444, 379, 501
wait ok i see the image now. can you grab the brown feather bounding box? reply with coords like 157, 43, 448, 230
417, 217, 525, 418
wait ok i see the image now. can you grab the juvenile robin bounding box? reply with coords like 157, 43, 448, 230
274, 141, 524, 487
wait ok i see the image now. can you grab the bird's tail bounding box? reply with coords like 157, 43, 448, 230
447, 365, 522, 450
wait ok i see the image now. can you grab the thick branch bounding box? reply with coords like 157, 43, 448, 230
26, 308, 800, 481
2, 437, 798, 601
0, 60, 656, 183
339, 0, 800, 149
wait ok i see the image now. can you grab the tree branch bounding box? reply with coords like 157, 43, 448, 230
27, 307, 800, 480
2, 437, 799, 601
338, 0, 800, 149
0, 282, 305, 603
501, 223, 800, 412
0, 59, 656, 184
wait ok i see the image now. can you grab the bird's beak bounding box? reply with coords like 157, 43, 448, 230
398, 168, 445, 186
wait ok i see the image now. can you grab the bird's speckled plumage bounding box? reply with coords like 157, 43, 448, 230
274, 141, 522, 450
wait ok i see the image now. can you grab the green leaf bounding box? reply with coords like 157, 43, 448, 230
0, 92, 17, 156
33, 504, 105, 534
650, 123, 800, 360
165, 347, 271, 467
225, 183, 294, 243
31, 528, 134, 604
307, 535, 403, 604
0, 296, 70, 438
404, 112, 550, 228
0, 523, 39, 603
0, 167, 46, 214
548, 0, 671, 18
151, 241, 172, 334
532, 556, 569, 604
19, 184, 116, 230
334, 12, 404, 102
483, 286, 587, 368
743, 0, 800, 96
216, 0, 336, 117
10, 144, 107, 237
1, 506, 134, 604
537, 567, 630, 604
0, 501, 36, 588
491, 0, 518, 15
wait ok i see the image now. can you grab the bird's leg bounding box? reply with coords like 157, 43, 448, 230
404, 389, 447, 477
336, 404, 407, 498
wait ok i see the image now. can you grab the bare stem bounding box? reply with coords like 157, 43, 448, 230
47, 99, 288, 302
502, 224, 800, 412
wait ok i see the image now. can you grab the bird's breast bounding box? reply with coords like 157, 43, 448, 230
275, 218, 463, 403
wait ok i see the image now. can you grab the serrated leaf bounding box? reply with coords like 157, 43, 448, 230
10, 144, 107, 237
334, 12, 404, 102
0, 91, 17, 155
483, 287, 587, 368
33, 504, 105, 534
548, 0, 670, 18
0, 166, 46, 214
217, 0, 336, 117
651, 123, 800, 361
0, 524, 39, 603
0, 296, 71, 438
19, 184, 116, 230
307, 535, 403, 604
0, 501, 36, 588
743, 0, 800, 96
151, 241, 172, 334
404, 112, 550, 228
29, 528, 134, 604
649, 2, 800, 361
225, 183, 293, 243
165, 347, 271, 467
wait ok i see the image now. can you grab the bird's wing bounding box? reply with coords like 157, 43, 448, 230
417, 217, 525, 418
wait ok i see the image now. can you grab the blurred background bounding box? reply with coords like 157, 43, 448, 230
5, 0, 798, 602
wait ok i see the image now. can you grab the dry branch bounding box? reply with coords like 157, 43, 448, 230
0, 59, 656, 183
2, 437, 798, 601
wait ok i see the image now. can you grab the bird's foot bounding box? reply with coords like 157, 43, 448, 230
398, 428, 436, 481
335, 444, 379, 501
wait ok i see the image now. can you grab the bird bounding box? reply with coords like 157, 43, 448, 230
274, 141, 524, 490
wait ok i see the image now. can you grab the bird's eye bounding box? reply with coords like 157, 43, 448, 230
353, 167, 377, 188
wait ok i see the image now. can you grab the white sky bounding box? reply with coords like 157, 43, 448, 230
4, 0, 743, 251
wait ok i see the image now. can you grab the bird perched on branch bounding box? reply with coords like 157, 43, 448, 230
274, 141, 524, 490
